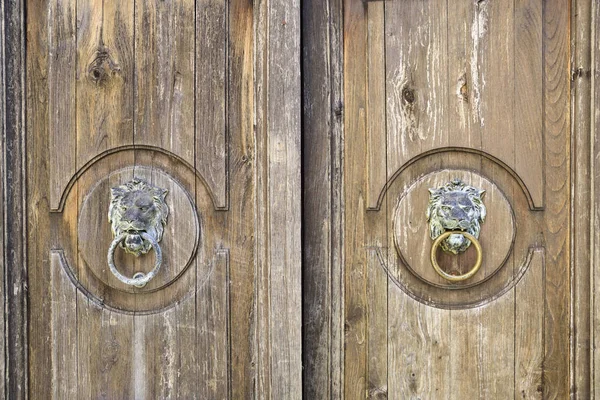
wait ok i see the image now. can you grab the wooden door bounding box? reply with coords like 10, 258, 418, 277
332, 0, 579, 398
21, 0, 301, 398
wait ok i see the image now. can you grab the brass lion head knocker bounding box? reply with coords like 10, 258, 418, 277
107, 178, 169, 287
426, 179, 486, 282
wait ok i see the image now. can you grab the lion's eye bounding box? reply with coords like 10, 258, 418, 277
139, 206, 148, 212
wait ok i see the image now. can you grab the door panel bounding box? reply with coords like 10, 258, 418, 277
343, 0, 570, 398
26, 0, 301, 398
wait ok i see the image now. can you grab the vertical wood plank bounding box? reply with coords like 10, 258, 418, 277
572, 0, 594, 397
366, 2, 386, 209
301, 0, 333, 393
515, 250, 545, 399
543, 1, 571, 398
135, 0, 195, 165
515, 0, 543, 208
254, 0, 302, 397
300, 0, 344, 396
387, 289, 450, 399
446, 0, 477, 149
196, 0, 228, 209
48, 0, 76, 209
26, 0, 51, 396
197, 250, 230, 399
593, 1, 600, 397
478, 0, 514, 165
226, 0, 255, 396
384, 0, 448, 175
449, 291, 514, 399
342, 0, 368, 397
76, 0, 134, 168
50, 252, 78, 399
2, 0, 27, 397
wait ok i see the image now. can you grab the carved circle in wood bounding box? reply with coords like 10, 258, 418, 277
393, 170, 515, 289
78, 167, 200, 294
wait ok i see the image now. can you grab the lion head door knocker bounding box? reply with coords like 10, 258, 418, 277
426, 179, 486, 282
107, 178, 169, 288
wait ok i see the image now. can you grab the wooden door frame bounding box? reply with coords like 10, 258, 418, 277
301, 0, 598, 398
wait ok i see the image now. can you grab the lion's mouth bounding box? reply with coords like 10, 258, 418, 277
122, 230, 149, 255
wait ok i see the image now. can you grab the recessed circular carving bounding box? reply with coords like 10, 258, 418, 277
79, 167, 199, 294
393, 170, 515, 289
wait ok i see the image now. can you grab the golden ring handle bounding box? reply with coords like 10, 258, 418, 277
430, 231, 483, 282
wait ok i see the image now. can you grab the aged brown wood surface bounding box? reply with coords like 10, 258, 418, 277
341, 0, 572, 398
2, 0, 27, 398
26, 0, 301, 398
301, 0, 344, 397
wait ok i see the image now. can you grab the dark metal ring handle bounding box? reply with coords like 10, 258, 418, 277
107, 232, 163, 288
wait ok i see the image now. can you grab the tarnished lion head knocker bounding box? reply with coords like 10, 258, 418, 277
108, 178, 169, 257
426, 179, 486, 255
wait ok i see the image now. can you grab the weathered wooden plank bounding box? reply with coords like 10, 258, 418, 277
515, 250, 544, 399
26, 0, 52, 396
448, 290, 514, 399
593, 2, 600, 397
50, 252, 78, 399
342, 0, 367, 397
515, 0, 543, 208
366, 248, 388, 399
543, 1, 571, 398
254, 0, 302, 397
2, 0, 27, 397
384, 0, 448, 177
387, 287, 450, 399
83, 307, 134, 398
478, 0, 515, 168
75, 0, 134, 168
572, 0, 594, 397
300, 0, 344, 396
226, 0, 255, 396
135, 0, 195, 165
197, 250, 230, 399
366, 2, 386, 209
0, 49, 4, 400
446, 0, 477, 149
196, 0, 228, 209
48, 0, 77, 209
300, 0, 333, 393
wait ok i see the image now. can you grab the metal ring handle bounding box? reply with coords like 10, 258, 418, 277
430, 231, 483, 282
107, 232, 163, 288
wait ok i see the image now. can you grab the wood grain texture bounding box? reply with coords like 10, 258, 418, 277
254, 0, 302, 397
572, 0, 594, 397
301, 0, 344, 396
76, 0, 134, 168
26, 0, 300, 397
542, 1, 571, 398
135, 0, 195, 165
196, 0, 228, 209
48, 0, 76, 209
342, 0, 572, 398
594, 0, 600, 395
515, 250, 544, 399
50, 252, 78, 399
342, 0, 367, 397
2, 0, 27, 397
26, 0, 51, 396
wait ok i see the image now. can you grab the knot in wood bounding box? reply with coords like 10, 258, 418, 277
87, 48, 120, 85
402, 87, 415, 104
